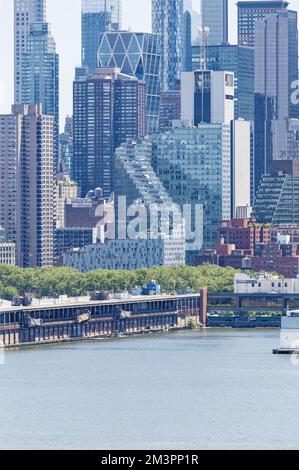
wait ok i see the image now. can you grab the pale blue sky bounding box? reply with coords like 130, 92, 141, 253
1, 0, 299, 128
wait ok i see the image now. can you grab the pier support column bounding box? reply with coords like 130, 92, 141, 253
199, 288, 208, 326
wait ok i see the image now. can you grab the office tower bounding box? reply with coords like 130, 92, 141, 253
254, 8, 298, 192
98, 31, 161, 134
181, 70, 234, 125
81, 0, 121, 26
73, 67, 146, 199
255, 10, 298, 121
0, 105, 54, 267
152, 0, 183, 91
21, 22, 59, 164
183, 0, 201, 45
182, 10, 192, 72
201, 0, 228, 45
81, 0, 122, 72
159, 90, 181, 132
237, 1, 290, 47
191, 45, 255, 122
152, 122, 231, 249
59, 117, 73, 175
14, 0, 46, 104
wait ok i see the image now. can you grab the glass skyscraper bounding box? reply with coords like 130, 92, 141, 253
21, 22, 59, 164
202, 0, 228, 45
255, 9, 298, 120
81, 0, 121, 24
254, 8, 298, 194
81, 0, 122, 72
152, 0, 183, 91
14, 0, 46, 104
98, 31, 161, 134
152, 122, 231, 249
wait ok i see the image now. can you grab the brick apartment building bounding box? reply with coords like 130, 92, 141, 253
196, 218, 299, 277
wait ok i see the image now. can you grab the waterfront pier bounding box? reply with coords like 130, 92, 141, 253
0, 290, 207, 348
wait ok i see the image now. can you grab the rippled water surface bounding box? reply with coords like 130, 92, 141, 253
0, 329, 298, 450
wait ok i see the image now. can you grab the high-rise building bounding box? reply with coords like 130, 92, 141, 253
0, 105, 54, 267
152, 0, 183, 91
16, 104, 54, 268
73, 67, 146, 199
183, 0, 201, 45
0, 113, 19, 244
81, 0, 122, 72
115, 137, 179, 212
254, 8, 298, 192
255, 10, 298, 120
114, 137, 186, 264
81, 0, 121, 26
190, 45, 255, 201
152, 122, 231, 249
152, 120, 250, 249
181, 70, 234, 125
182, 10, 192, 72
237, 1, 290, 47
14, 0, 46, 104
191, 45, 255, 122
98, 31, 161, 134
201, 0, 228, 45
21, 22, 59, 164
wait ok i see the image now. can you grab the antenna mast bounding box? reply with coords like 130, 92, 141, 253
198, 27, 209, 123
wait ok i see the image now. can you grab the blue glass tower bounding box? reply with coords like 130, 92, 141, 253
81, 0, 122, 72
14, 0, 47, 104
98, 31, 161, 134
152, 0, 183, 91
21, 22, 59, 165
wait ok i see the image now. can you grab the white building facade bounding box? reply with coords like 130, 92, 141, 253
234, 273, 299, 295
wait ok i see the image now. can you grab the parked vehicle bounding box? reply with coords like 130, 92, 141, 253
90, 291, 109, 301
12, 295, 32, 307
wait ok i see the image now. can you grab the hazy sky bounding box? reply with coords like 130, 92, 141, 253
1, 0, 299, 128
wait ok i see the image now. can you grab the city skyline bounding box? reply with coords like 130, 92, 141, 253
0, 0, 249, 128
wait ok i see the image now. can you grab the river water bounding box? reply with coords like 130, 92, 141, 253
0, 329, 299, 450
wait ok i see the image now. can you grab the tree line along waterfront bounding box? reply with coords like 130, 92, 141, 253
0, 265, 237, 300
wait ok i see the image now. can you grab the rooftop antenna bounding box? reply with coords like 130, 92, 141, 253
198, 27, 209, 123
198, 26, 209, 72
